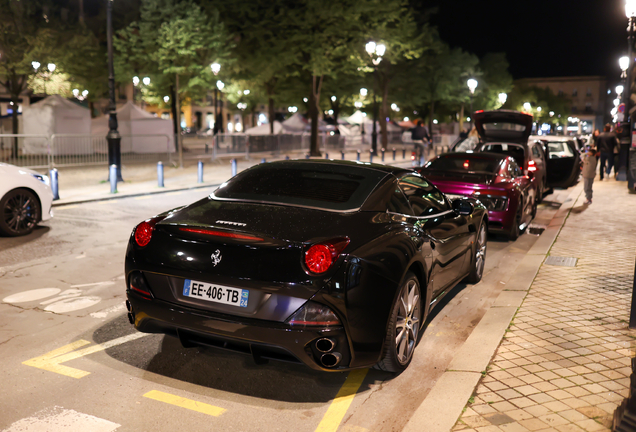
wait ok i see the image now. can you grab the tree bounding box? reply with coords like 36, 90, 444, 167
472, 53, 513, 111
0, 1, 63, 155
115, 0, 232, 150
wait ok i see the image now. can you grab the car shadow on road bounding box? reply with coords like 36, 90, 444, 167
0, 225, 50, 248
93, 313, 380, 403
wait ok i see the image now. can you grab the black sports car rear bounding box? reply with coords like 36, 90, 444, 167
125, 160, 488, 373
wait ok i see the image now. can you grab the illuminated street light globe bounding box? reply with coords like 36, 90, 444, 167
72, 89, 79, 97
498, 93, 507, 105
82, 90, 88, 97
142, 77, 150, 85
620, 56, 630, 72
31, 61, 40, 70
375, 44, 386, 56
365, 41, 376, 55
627, 0, 636, 17
163, 96, 170, 103
360, 88, 368, 97
210, 63, 221, 75
617, 85, 624, 95
132, 76, 140, 86
244, 90, 250, 95
354, 101, 363, 108
216, 80, 225, 90
523, 102, 532, 111
303, 98, 308, 103
331, 96, 336, 102
47, 63, 56, 72
467, 78, 478, 94
537, 107, 542, 112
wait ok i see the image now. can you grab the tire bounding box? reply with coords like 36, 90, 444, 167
466, 222, 487, 284
508, 204, 522, 241
375, 272, 422, 373
0, 188, 41, 237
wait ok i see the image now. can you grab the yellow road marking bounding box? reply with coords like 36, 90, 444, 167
315, 369, 368, 432
55, 205, 78, 210
134, 196, 151, 200
22, 333, 148, 378
143, 390, 226, 417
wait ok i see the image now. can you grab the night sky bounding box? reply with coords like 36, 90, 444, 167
425, 0, 628, 81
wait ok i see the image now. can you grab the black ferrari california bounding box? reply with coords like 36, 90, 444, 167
125, 160, 488, 373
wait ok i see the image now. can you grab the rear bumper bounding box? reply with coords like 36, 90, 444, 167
126, 290, 353, 371
486, 209, 515, 233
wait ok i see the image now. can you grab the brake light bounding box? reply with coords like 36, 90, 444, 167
134, 216, 165, 247
179, 227, 263, 241
475, 110, 484, 114
527, 160, 537, 172
304, 238, 350, 274
463, 160, 470, 168
411, 151, 416, 161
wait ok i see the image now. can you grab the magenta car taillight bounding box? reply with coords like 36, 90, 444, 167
134, 216, 165, 247
304, 238, 350, 274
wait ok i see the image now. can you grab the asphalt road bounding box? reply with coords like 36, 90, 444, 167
0, 187, 570, 432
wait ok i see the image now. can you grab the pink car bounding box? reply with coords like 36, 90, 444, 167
417, 152, 537, 240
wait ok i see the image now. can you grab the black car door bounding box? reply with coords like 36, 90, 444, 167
545, 140, 580, 188
398, 175, 470, 297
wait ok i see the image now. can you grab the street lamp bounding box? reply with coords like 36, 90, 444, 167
142, 76, 150, 86
216, 80, 225, 133
523, 102, 532, 111
498, 92, 507, 107
210, 63, 221, 134
106, 0, 122, 182
467, 79, 478, 128
47, 63, 56, 72
132, 76, 139, 86
365, 41, 385, 154
620, 1, 636, 184
31, 61, 40, 70
360, 88, 368, 97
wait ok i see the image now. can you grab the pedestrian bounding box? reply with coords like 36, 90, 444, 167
581, 144, 599, 204
456, 127, 480, 152
592, 129, 600, 147
595, 124, 619, 180
411, 120, 430, 160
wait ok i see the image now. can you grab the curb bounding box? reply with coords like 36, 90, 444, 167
52, 182, 221, 207
402, 183, 585, 432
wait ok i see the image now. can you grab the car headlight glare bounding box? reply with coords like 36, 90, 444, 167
31, 173, 50, 186
476, 196, 508, 211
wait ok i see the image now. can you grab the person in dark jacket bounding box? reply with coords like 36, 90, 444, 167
596, 124, 619, 180
411, 121, 430, 143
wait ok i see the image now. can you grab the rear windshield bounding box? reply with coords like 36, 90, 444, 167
480, 144, 525, 167
213, 163, 388, 211
483, 122, 527, 132
547, 142, 574, 158
426, 156, 501, 173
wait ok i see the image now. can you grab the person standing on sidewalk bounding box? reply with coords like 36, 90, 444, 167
411, 121, 430, 161
596, 124, 618, 180
581, 144, 598, 204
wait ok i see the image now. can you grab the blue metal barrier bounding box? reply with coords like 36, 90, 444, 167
109, 164, 118, 193
157, 161, 164, 187
49, 168, 59, 200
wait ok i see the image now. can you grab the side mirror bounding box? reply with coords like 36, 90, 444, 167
452, 199, 474, 216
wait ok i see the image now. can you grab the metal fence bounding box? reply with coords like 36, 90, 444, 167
0, 134, 173, 170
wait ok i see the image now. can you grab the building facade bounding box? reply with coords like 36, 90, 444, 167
515, 76, 609, 135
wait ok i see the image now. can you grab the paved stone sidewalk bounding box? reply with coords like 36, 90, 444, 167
453, 177, 636, 432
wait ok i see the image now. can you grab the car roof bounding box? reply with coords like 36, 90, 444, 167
529, 135, 572, 142
437, 151, 509, 161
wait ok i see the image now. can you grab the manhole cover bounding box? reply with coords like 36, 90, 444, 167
527, 224, 547, 235
545, 256, 578, 267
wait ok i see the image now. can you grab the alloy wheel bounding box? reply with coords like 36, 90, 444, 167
395, 279, 421, 365
475, 224, 487, 279
2, 192, 38, 235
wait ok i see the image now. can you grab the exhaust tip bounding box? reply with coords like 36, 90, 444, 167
125, 300, 131, 312
127, 312, 135, 325
315, 338, 336, 353
321, 352, 342, 368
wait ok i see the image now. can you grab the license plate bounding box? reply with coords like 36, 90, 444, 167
183, 279, 249, 307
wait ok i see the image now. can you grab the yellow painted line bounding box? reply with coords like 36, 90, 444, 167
23, 333, 148, 378
143, 390, 226, 417
98, 201, 110, 205
134, 196, 152, 200
55, 205, 79, 210
315, 369, 368, 432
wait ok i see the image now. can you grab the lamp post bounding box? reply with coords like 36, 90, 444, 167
621, 1, 636, 183
216, 80, 225, 134
365, 41, 385, 155
106, 0, 122, 182
467, 78, 478, 129
210, 63, 221, 134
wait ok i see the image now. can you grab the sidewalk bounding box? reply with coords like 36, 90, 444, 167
50, 150, 418, 206
451, 177, 636, 432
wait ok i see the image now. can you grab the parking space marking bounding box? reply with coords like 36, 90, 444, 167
23, 333, 148, 378
143, 390, 226, 417
314, 369, 368, 432
55, 205, 79, 210
2, 406, 120, 432
134, 196, 151, 200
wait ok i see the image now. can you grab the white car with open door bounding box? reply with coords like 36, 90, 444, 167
0, 163, 54, 236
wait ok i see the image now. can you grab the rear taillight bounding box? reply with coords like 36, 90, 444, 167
133, 216, 165, 247
179, 227, 263, 241
527, 160, 537, 172
286, 301, 341, 327
304, 238, 350, 274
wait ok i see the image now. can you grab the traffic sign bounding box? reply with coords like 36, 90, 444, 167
619, 103, 626, 113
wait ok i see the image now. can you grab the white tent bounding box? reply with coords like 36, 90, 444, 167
91, 102, 175, 153
281, 113, 308, 133
244, 121, 283, 135
345, 110, 402, 132
22, 95, 91, 155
